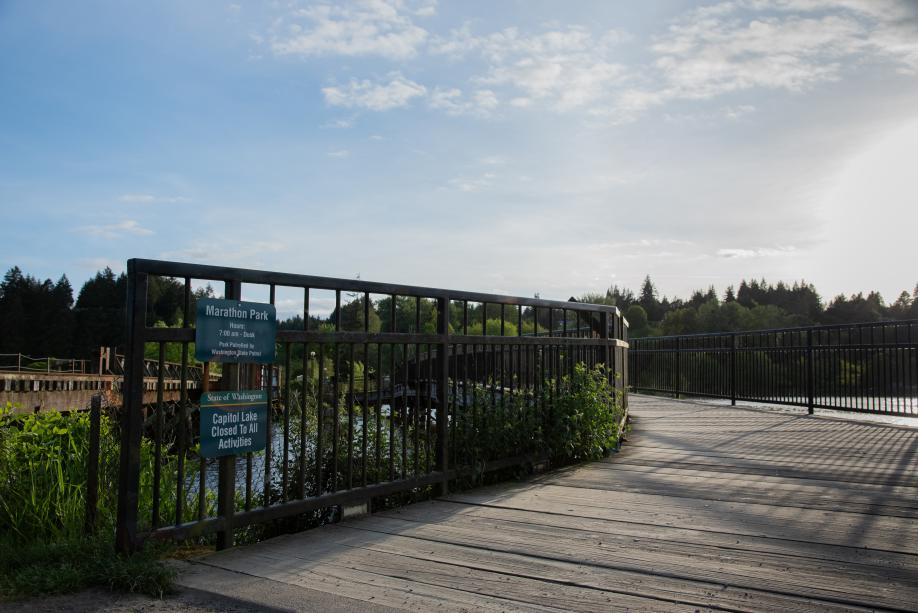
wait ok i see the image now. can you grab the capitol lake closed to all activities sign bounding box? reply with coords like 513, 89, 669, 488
200, 390, 268, 458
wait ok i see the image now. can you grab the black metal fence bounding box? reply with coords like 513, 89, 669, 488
116, 259, 628, 552
630, 320, 918, 416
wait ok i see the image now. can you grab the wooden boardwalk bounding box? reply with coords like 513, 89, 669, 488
179, 395, 918, 612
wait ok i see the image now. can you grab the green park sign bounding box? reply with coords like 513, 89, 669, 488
200, 390, 268, 457
195, 298, 277, 364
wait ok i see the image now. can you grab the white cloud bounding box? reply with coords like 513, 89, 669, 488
717, 246, 798, 258
118, 193, 190, 204
160, 240, 285, 263
428, 86, 498, 116
446, 171, 497, 192
77, 220, 154, 239
269, 0, 918, 124
323, 73, 426, 110
432, 25, 630, 114
321, 117, 355, 129
327, 149, 350, 158
269, 1, 432, 60
642, 0, 918, 110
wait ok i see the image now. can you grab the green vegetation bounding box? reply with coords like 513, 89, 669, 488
0, 403, 175, 601
584, 275, 918, 337
0, 538, 175, 600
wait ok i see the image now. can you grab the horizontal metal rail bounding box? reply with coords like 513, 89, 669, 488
630, 320, 917, 416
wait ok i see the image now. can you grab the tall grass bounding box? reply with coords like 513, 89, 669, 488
0, 403, 175, 601
0, 404, 118, 540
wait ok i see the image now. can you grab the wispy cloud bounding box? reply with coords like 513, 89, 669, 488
321, 117, 356, 129
118, 193, 190, 204
327, 149, 350, 158
434, 25, 630, 114
446, 171, 497, 192
717, 246, 798, 258
272, 0, 918, 124
76, 220, 154, 239
160, 240, 285, 263
323, 73, 426, 110
626, 0, 918, 115
269, 0, 433, 60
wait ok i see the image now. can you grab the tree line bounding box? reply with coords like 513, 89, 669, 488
582, 276, 918, 338
0, 266, 214, 361
2, 265, 916, 359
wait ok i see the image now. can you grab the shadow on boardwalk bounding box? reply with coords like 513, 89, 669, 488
175, 395, 918, 612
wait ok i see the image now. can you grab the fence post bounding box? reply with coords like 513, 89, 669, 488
730, 334, 737, 406
435, 295, 450, 496
85, 393, 101, 535
116, 261, 148, 553
806, 328, 814, 415
674, 337, 681, 399
216, 279, 242, 550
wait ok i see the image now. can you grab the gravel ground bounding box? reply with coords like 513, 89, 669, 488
0, 588, 268, 613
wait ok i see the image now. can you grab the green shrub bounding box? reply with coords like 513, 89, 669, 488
547, 363, 622, 463
0, 537, 175, 600
0, 404, 119, 541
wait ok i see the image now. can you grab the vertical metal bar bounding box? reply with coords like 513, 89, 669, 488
335, 290, 341, 331
299, 340, 308, 499
674, 337, 681, 399
389, 344, 395, 481
264, 285, 276, 503
807, 328, 815, 414
85, 393, 101, 535
216, 278, 241, 551
245, 375, 253, 512
282, 342, 291, 501
332, 342, 340, 492
116, 263, 147, 553
316, 343, 325, 495
375, 342, 382, 483
347, 342, 355, 489
426, 341, 433, 474
401, 342, 408, 479
730, 333, 737, 406
151, 343, 164, 529
437, 296, 450, 495
363, 294, 370, 487
413, 340, 420, 477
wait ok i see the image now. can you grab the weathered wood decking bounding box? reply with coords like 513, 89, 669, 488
179, 395, 918, 612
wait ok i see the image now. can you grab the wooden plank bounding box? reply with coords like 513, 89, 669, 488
349, 511, 918, 610
381, 500, 918, 573
536, 466, 918, 515
204, 517, 877, 612
205, 525, 725, 612
446, 484, 918, 554
614, 446, 918, 481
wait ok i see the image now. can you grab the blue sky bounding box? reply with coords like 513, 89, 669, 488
1, 0, 917, 307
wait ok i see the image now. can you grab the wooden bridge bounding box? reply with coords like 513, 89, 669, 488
175, 393, 918, 611
0, 351, 213, 413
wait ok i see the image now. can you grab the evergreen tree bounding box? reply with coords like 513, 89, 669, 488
638, 276, 660, 321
